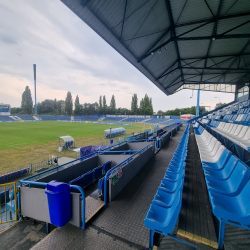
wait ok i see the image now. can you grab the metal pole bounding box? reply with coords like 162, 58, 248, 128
110, 126, 111, 144
33, 64, 37, 115
196, 90, 200, 117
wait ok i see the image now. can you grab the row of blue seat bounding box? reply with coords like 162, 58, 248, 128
158, 130, 167, 137
69, 161, 111, 188
0, 168, 29, 184
194, 122, 250, 249
203, 100, 250, 121
63, 141, 74, 149
144, 124, 190, 249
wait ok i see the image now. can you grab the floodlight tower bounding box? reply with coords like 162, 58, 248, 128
33, 64, 37, 115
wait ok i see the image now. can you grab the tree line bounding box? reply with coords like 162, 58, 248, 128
157, 106, 208, 116
11, 86, 154, 116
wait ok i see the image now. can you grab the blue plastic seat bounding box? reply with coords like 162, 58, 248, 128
80, 171, 93, 187
210, 180, 250, 225
166, 163, 185, 174
202, 149, 232, 171
93, 165, 103, 179
205, 161, 250, 196
203, 155, 238, 180
159, 177, 184, 194
102, 161, 112, 174
164, 169, 185, 182
144, 192, 182, 234
153, 180, 183, 208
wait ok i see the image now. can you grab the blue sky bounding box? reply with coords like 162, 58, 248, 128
0, 0, 234, 112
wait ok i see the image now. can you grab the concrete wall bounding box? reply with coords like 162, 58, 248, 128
110, 144, 154, 201
98, 155, 130, 168
127, 141, 152, 150
110, 144, 128, 151
20, 187, 81, 227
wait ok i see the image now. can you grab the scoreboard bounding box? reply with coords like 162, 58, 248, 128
0, 104, 10, 115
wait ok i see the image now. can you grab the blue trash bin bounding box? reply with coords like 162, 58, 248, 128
45, 181, 71, 227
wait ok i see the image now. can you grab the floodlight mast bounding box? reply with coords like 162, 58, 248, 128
33, 64, 37, 115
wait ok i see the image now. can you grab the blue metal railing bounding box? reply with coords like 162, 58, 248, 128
19, 180, 86, 229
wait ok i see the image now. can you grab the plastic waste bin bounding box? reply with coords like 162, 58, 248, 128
45, 180, 71, 227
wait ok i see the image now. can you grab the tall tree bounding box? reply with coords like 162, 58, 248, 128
110, 95, 116, 109
131, 94, 138, 114
21, 86, 33, 114
110, 95, 116, 114
65, 91, 73, 115
99, 95, 102, 114
103, 95, 107, 114
99, 96, 102, 108
74, 95, 81, 115
139, 98, 145, 115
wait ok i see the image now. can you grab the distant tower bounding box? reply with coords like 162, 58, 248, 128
33, 64, 37, 115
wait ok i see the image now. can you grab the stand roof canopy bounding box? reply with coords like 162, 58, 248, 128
61, 0, 250, 95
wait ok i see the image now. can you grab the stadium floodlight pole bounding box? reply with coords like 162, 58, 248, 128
110, 126, 112, 144
33, 64, 37, 115
196, 90, 200, 117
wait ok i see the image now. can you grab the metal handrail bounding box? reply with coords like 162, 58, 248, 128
19, 180, 86, 229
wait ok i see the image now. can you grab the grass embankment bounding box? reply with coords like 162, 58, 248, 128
0, 121, 154, 173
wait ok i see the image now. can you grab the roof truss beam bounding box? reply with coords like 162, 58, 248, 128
165, 0, 185, 83
181, 53, 250, 60
182, 67, 250, 71
138, 34, 250, 62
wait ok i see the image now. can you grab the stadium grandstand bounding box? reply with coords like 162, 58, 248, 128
1, 1, 250, 250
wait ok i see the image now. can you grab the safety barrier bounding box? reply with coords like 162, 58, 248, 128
194, 122, 250, 249
19, 180, 86, 229
103, 142, 155, 205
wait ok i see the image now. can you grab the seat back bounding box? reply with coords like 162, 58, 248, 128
93, 165, 103, 179
242, 126, 250, 140
233, 125, 243, 136
230, 124, 238, 135
226, 124, 235, 133
237, 126, 249, 138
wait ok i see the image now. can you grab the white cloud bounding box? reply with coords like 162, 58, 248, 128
0, 0, 235, 111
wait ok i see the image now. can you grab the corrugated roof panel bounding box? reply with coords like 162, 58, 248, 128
209, 38, 249, 57
126, 31, 169, 58
202, 74, 222, 82
225, 72, 247, 82
217, 16, 250, 35
145, 42, 177, 73
178, 40, 210, 58
171, 0, 213, 24
220, 0, 250, 16
88, 0, 125, 35
176, 22, 214, 38
167, 80, 183, 93
154, 60, 179, 79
